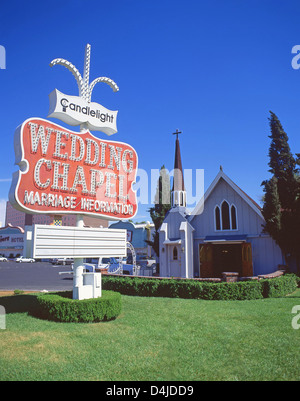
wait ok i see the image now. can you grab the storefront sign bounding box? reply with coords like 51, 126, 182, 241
9, 117, 138, 220
0, 234, 23, 246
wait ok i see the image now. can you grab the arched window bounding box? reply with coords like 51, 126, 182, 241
221, 201, 230, 230
214, 201, 238, 231
231, 205, 237, 230
173, 247, 178, 260
215, 206, 221, 230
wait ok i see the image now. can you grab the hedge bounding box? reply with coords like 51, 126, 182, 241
36, 290, 122, 323
261, 274, 299, 298
102, 274, 299, 301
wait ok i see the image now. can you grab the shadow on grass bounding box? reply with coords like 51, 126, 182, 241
0, 294, 40, 316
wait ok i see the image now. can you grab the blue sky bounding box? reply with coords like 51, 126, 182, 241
1, 0, 300, 225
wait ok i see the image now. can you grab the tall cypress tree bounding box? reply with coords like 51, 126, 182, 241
146, 165, 171, 257
267, 111, 298, 208
262, 111, 300, 271
261, 176, 281, 243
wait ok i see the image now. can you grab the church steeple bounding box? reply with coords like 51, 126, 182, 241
171, 130, 187, 208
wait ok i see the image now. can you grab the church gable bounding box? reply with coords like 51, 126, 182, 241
163, 209, 188, 240
191, 175, 265, 238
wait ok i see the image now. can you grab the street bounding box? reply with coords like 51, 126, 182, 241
0, 261, 73, 291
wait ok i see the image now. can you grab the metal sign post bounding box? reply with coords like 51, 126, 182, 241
73, 215, 84, 299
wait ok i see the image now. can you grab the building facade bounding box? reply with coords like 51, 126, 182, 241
3, 201, 109, 257
5, 201, 109, 229
159, 137, 284, 279
0, 224, 24, 258
109, 220, 155, 256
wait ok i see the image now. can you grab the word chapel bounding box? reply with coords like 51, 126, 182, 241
16, 120, 137, 218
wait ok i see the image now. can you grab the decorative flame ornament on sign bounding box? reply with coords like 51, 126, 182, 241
48, 43, 119, 135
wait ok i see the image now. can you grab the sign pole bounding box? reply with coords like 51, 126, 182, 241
73, 214, 84, 299
73, 123, 87, 299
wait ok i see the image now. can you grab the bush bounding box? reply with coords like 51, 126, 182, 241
13, 289, 25, 295
102, 274, 299, 301
199, 281, 264, 301
261, 274, 298, 298
36, 290, 122, 323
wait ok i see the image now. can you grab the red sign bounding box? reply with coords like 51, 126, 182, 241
9, 118, 138, 220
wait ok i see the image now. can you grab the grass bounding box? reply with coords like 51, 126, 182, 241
0, 290, 300, 381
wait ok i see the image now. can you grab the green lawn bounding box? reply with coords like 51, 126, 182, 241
0, 290, 300, 381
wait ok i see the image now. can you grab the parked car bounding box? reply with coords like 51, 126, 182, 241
127, 255, 156, 268
0, 256, 8, 262
84, 257, 120, 272
52, 258, 73, 266
15, 256, 35, 263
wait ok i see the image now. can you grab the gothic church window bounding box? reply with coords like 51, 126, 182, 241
215, 201, 238, 231
173, 246, 178, 260
221, 201, 230, 230
215, 206, 221, 230
231, 205, 237, 230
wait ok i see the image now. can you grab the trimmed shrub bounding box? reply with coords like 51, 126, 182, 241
102, 274, 299, 301
200, 281, 263, 300
36, 290, 122, 323
261, 274, 298, 298
13, 289, 25, 295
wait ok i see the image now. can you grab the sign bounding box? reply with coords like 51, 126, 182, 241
49, 43, 119, 135
9, 117, 138, 220
32, 224, 127, 259
48, 89, 118, 135
0, 234, 24, 247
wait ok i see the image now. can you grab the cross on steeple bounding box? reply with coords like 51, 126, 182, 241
172, 129, 182, 140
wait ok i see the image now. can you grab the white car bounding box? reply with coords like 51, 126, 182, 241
52, 258, 73, 266
0, 256, 8, 262
15, 256, 35, 263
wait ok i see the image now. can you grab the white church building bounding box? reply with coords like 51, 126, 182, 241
159, 135, 284, 279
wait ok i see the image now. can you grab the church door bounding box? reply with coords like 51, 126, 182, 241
199, 244, 213, 278
241, 243, 253, 277
170, 245, 181, 277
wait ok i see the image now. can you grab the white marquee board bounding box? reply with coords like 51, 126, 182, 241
32, 225, 127, 259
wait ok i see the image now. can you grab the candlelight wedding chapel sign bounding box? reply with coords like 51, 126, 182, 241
8, 44, 137, 300
9, 44, 138, 221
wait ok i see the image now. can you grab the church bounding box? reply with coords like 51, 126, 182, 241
159, 134, 284, 279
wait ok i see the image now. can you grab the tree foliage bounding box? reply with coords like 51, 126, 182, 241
146, 165, 171, 256
261, 111, 300, 270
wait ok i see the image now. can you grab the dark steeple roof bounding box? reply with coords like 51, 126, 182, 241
172, 136, 185, 192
